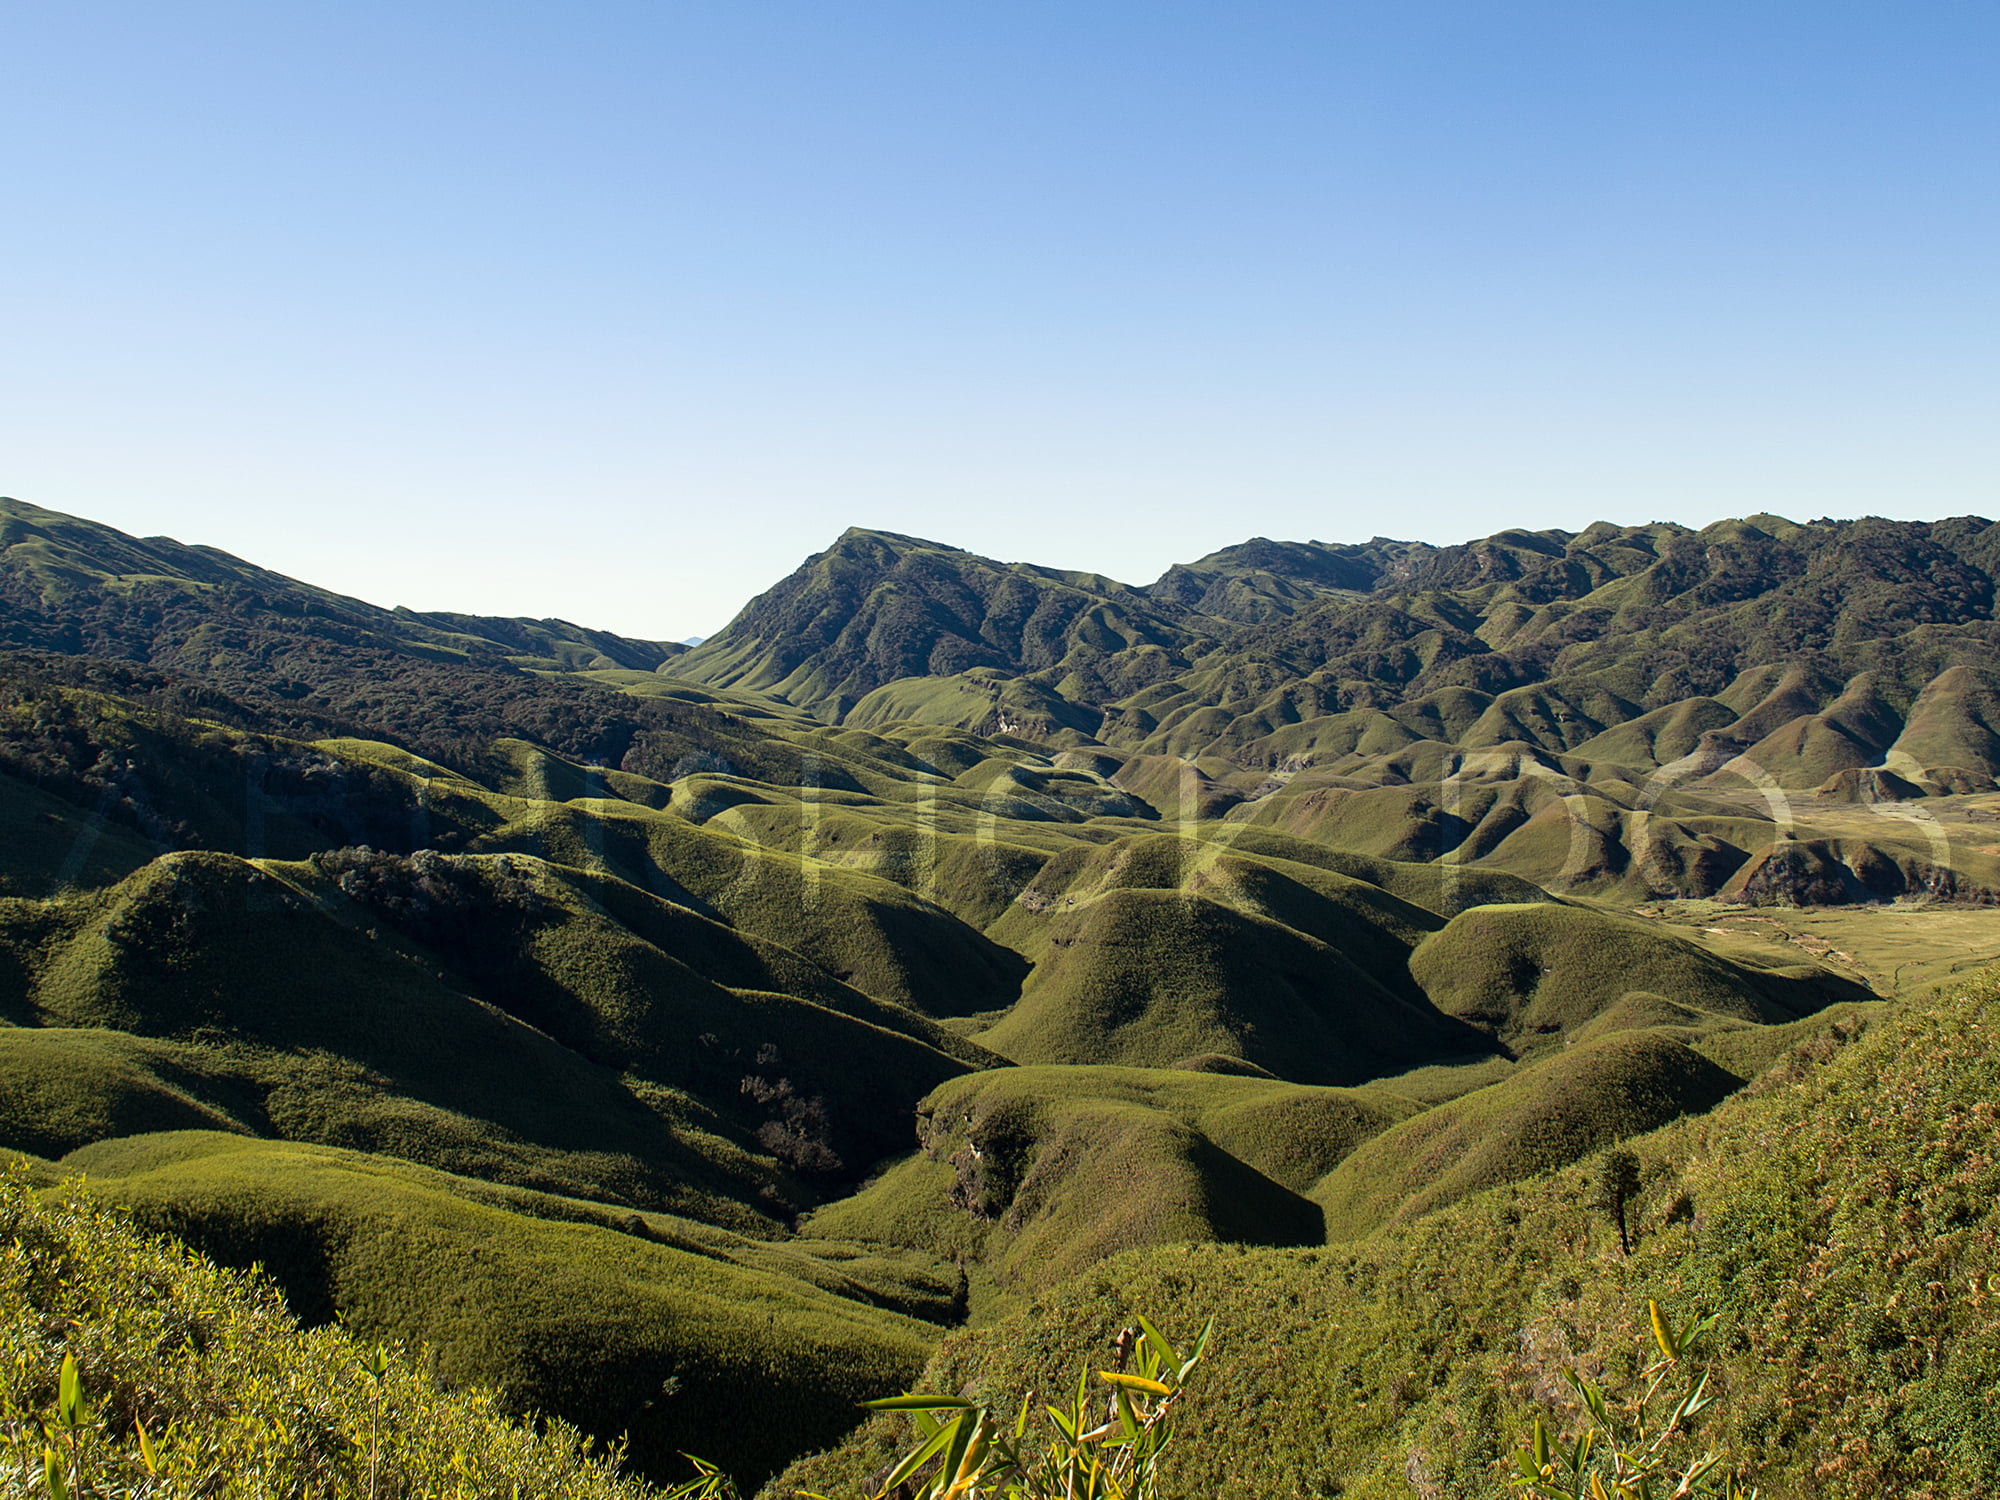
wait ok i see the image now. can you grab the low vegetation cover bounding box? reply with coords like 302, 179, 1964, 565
781, 973, 1999, 1498
1504, 1302, 1759, 1500
64, 1132, 947, 1486
5, 495, 2000, 1491
0, 1163, 651, 1498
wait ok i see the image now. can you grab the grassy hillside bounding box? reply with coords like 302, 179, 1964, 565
0, 848, 983, 1221
1407, 900, 1860, 1053
804, 1064, 1418, 1294
65, 1133, 952, 1488
677, 528, 1205, 722
0, 495, 678, 672
0, 1161, 658, 1498
977, 884, 1481, 1080
776, 974, 1995, 1499
672, 513, 2000, 910
1311, 1030, 1742, 1241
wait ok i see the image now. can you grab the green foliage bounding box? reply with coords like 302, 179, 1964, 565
1508, 1303, 1757, 1500
67, 1132, 952, 1488
784, 973, 2000, 1499
843, 1317, 1208, 1500
0, 1163, 652, 1498
658, 1321, 1208, 1500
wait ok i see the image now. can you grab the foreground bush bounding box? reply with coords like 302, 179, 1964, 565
1509, 1302, 1757, 1500
672, 1318, 1207, 1500
0, 1164, 650, 1499
849, 1316, 1208, 1500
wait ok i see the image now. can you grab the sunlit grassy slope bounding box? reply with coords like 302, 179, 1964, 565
779, 974, 1995, 1500
803, 1064, 1420, 1292
0, 847, 981, 1221
0, 1163, 658, 1498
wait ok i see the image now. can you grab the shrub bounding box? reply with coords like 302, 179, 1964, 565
1506, 1302, 1757, 1500
673, 1317, 1207, 1500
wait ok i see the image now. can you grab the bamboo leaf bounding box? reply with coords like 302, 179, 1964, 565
1674, 1371, 1714, 1425
56, 1354, 81, 1427
1684, 1451, 1722, 1486
1114, 1387, 1140, 1441
1687, 1311, 1721, 1344
1190, 1319, 1213, 1360
863, 1395, 978, 1413
873, 1415, 961, 1498
937, 1417, 986, 1500
935, 1412, 979, 1494
1649, 1301, 1679, 1361
1134, 1317, 1178, 1374
1098, 1371, 1172, 1398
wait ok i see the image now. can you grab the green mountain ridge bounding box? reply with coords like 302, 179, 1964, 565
680, 512, 2000, 788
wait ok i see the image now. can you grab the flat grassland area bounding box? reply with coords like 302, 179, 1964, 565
1630, 895, 2000, 995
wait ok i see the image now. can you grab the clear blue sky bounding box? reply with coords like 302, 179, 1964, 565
3, 2, 1995, 638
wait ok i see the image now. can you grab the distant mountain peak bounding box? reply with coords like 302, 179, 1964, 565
831, 525, 964, 553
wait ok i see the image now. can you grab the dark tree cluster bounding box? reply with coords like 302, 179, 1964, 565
312, 846, 549, 957
739, 1048, 844, 1180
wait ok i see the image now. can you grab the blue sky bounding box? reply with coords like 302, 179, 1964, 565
3, 2, 1995, 638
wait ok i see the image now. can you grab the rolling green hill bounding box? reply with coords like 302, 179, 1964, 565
803, 1064, 1418, 1293
63, 1132, 950, 1487
0, 1161, 658, 1498
777, 975, 1989, 1500
9, 494, 2000, 1494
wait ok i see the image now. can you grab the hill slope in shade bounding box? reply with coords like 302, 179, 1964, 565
803, 1063, 1419, 1292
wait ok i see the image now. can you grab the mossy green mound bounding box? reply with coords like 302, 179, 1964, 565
977, 886, 1482, 1081
68, 1132, 951, 1488
805, 1065, 1416, 1294
0, 1027, 246, 1155
1312, 1030, 1742, 1240
976, 834, 1497, 1081
0, 847, 985, 1223
1409, 900, 1859, 1053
